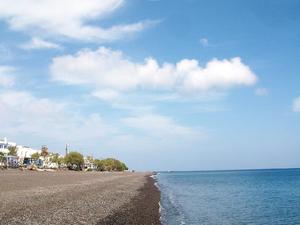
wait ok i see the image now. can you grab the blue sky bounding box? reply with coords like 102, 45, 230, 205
0, 0, 299, 171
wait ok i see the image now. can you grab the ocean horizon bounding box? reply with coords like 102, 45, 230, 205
156, 167, 300, 173
156, 168, 300, 225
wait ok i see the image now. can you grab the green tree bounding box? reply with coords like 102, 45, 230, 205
94, 158, 128, 171
58, 157, 65, 166
50, 153, 62, 166
8, 146, 17, 156
51, 153, 59, 163
0, 152, 4, 162
94, 159, 104, 171
0, 152, 6, 168
65, 151, 84, 170
31, 152, 40, 160
121, 162, 128, 171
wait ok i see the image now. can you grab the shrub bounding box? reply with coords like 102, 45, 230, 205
65, 151, 84, 170
94, 158, 128, 171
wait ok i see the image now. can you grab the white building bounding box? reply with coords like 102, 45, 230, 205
0, 137, 39, 158
16, 145, 40, 159
0, 137, 17, 154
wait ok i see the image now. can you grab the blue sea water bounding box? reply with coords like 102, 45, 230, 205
156, 169, 300, 225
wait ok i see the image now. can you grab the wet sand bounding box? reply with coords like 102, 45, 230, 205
0, 170, 160, 225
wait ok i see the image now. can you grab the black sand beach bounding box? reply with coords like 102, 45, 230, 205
0, 170, 160, 225
98, 176, 161, 225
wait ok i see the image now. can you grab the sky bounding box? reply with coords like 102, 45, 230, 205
0, 0, 299, 171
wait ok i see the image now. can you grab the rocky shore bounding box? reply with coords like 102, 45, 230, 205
0, 170, 161, 225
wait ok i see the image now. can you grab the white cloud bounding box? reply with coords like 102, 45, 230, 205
50, 47, 258, 96
199, 38, 209, 47
0, 66, 15, 87
92, 89, 119, 101
0, 0, 154, 42
20, 37, 61, 50
179, 58, 257, 92
255, 87, 269, 96
121, 114, 201, 138
292, 97, 300, 112
0, 90, 113, 143
0, 89, 203, 156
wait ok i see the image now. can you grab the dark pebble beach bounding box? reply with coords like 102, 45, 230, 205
98, 176, 161, 225
0, 170, 161, 225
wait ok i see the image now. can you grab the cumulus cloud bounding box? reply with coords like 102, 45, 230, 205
255, 88, 269, 96
0, 66, 15, 87
50, 47, 257, 96
20, 37, 61, 50
292, 97, 300, 112
0, 0, 154, 42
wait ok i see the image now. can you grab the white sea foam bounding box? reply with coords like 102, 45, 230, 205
151, 173, 164, 224
157, 173, 187, 225
158, 200, 163, 222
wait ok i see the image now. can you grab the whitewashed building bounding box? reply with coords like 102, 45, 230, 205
0, 137, 16, 154
0, 137, 39, 158
16, 145, 40, 158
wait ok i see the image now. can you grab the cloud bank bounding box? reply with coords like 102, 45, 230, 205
0, 89, 202, 151
50, 47, 258, 98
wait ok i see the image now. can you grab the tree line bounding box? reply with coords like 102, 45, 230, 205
32, 149, 128, 171
65, 151, 128, 171
2, 146, 128, 172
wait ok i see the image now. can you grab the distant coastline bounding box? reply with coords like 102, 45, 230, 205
156, 167, 300, 173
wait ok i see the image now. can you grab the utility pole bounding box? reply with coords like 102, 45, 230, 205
65, 144, 69, 156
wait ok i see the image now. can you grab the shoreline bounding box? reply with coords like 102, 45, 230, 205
98, 175, 161, 225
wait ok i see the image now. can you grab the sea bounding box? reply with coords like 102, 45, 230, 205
155, 169, 300, 225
